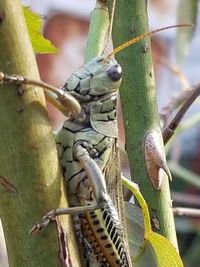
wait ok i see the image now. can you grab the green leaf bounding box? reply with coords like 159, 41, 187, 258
176, 0, 198, 62
122, 178, 183, 266
134, 241, 158, 267
134, 232, 184, 267
148, 232, 184, 267
125, 203, 183, 267
23, 7, 58, 54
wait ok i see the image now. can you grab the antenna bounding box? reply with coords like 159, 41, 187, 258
107, 24, 192, 58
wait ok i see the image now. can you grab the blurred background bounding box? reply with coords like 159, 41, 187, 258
0, 0, 200, 266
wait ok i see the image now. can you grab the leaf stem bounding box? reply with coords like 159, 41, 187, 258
122, 176, 151, 238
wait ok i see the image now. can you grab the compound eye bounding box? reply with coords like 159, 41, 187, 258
106, 64, 122, 81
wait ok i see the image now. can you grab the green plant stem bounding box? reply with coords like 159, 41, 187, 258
112, 0, 178, 249
0, 1, 80, 266
85, 0, 110, 62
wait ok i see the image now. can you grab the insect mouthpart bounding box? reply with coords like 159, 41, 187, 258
106, 64, 122, 81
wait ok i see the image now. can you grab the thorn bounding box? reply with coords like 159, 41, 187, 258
144, 130, 172, 190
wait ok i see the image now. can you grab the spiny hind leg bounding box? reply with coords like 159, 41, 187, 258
30, 168, 105, 235
73, 143, 108, 204
29, 202, 100, 234
30, 143, 108, 234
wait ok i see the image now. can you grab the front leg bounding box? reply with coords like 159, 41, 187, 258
0, 72, 81, 117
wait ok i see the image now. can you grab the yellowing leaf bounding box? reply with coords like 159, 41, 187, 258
148, 232, 184, 267
134, 232, 184, 267
23, 7, 58, 54
122, 178, 183, 267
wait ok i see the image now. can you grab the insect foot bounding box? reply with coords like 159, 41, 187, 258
29, 210, 57, 235
144, 130, 172, 189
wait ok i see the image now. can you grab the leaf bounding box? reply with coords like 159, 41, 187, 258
125, 203, 183, 267
122, 178, 183, 266
23, 7, 58, 54
148, 232, 184, 267
135, 232, 184, 267
176, 0, 198, 62
125, 202, 144, 257
134, 241, 158, 267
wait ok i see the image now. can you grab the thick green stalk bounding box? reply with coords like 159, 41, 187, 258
112, 0, 178, 249
0, 1, 80, 266
85, 0, 110, 62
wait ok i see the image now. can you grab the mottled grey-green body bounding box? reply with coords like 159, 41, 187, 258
56, 56, 132, 266
57, 122, 114, 205
0, 56, 132, 266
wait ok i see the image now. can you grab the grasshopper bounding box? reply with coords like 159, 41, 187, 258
0, 25, 191, 266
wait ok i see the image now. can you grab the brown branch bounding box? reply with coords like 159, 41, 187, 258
173, 207, 200, 218
162, 83, 200, 144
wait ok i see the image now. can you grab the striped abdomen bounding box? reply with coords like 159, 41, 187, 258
83, 197, 132, 267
